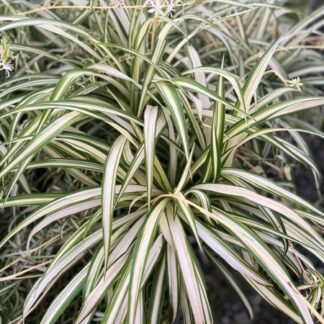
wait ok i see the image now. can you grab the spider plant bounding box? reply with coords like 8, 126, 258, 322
0, 1, 323, 323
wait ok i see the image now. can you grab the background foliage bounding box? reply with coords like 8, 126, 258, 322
0, 0, 323, 323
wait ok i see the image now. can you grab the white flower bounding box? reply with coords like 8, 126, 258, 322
146, 0, 164, 15
146, 0, 175, 16
166, 0, 175, 14
0, 59, 14, 77
287, 77, 303, 91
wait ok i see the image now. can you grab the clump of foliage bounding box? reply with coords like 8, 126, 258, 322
0, 1, 323, 323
